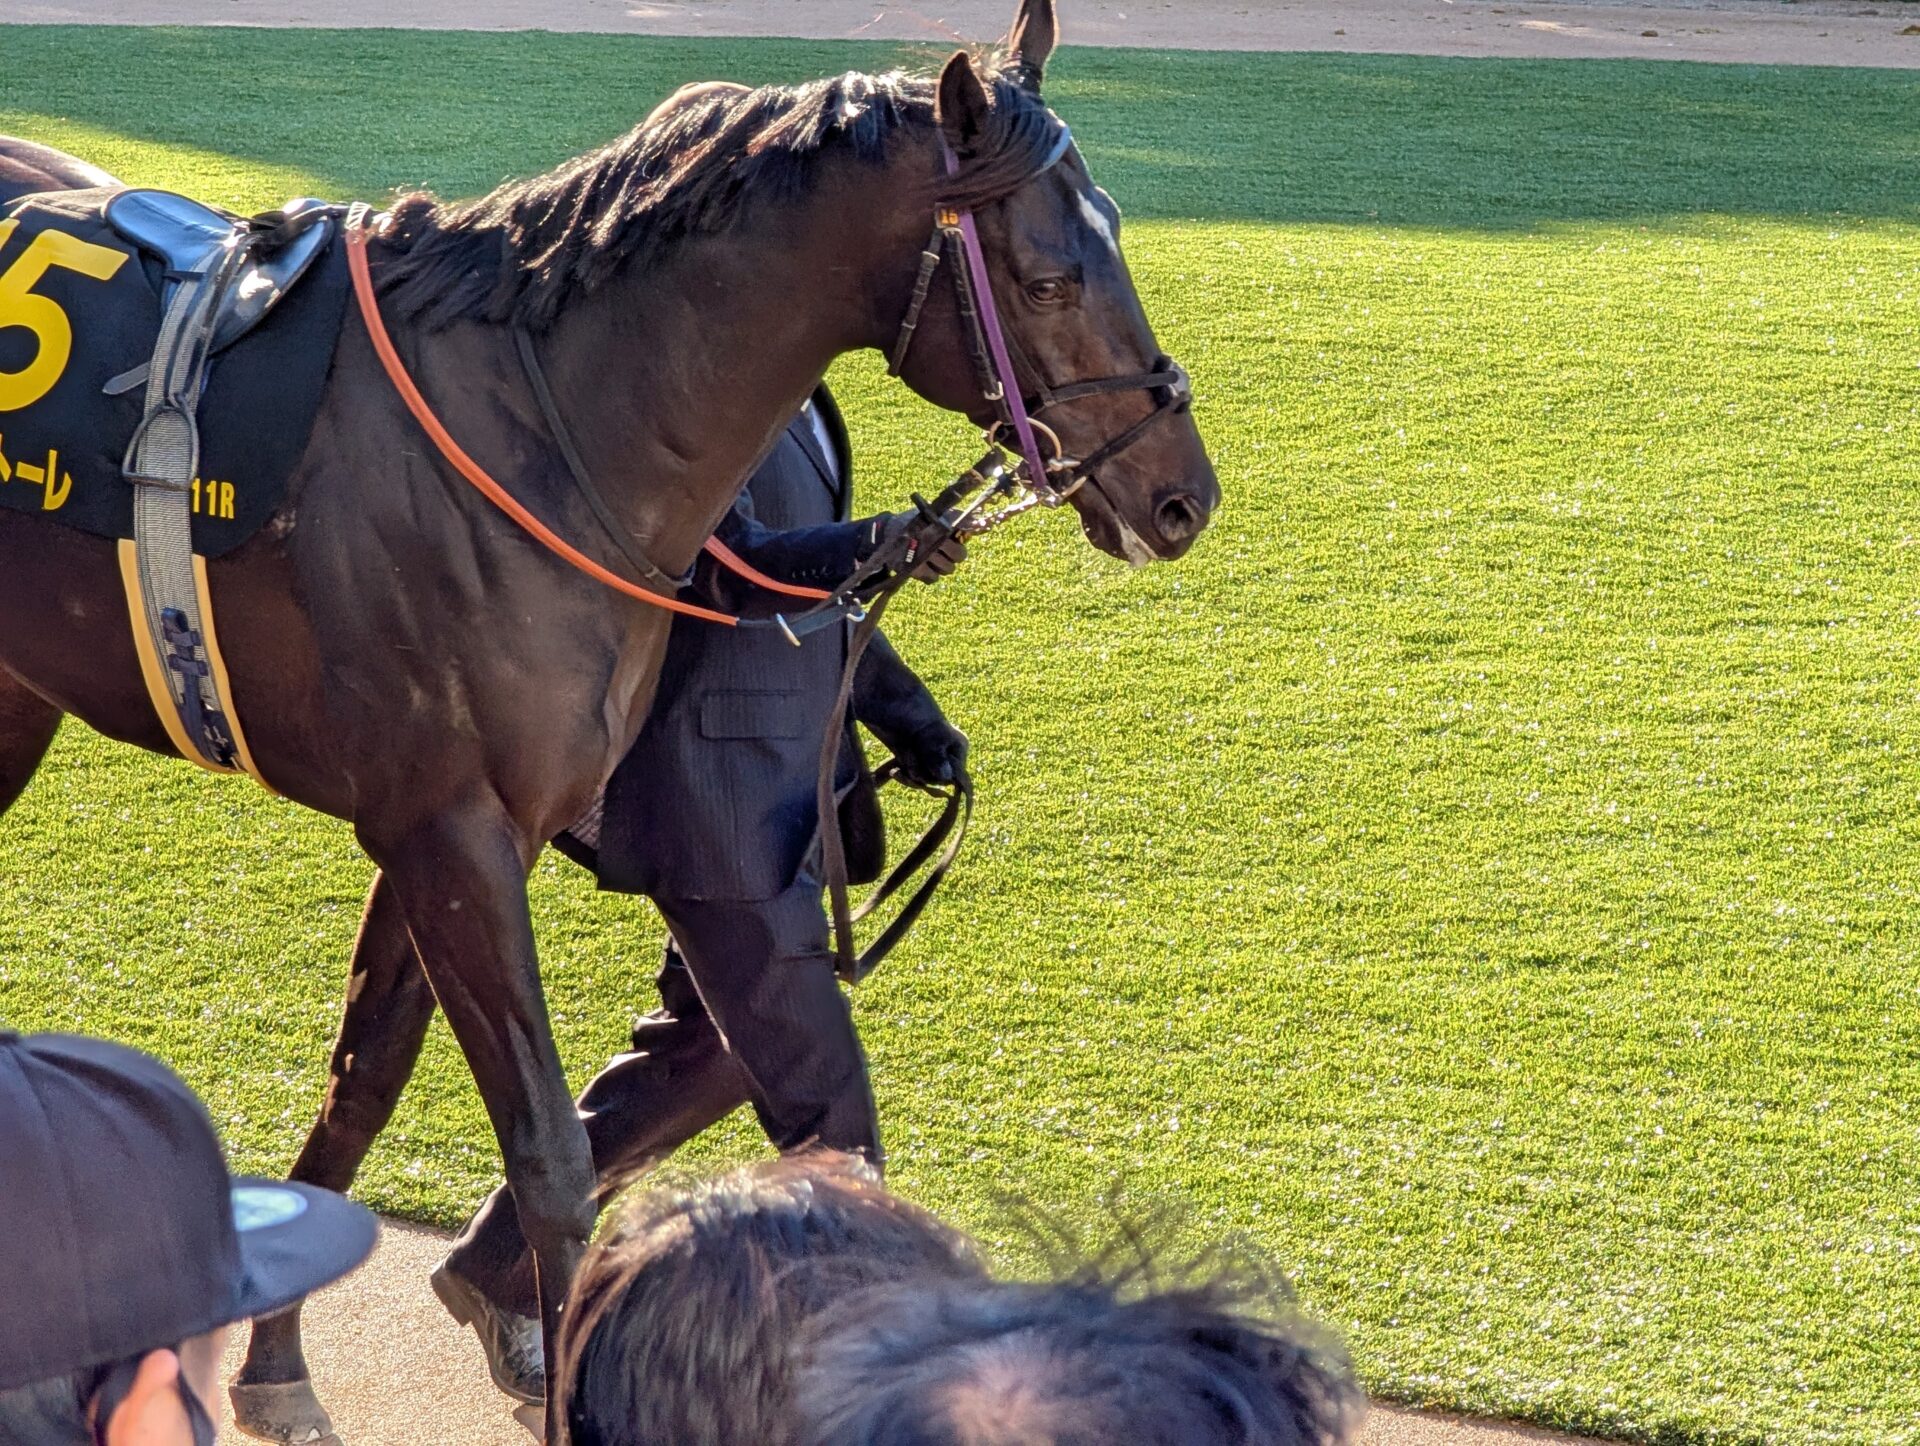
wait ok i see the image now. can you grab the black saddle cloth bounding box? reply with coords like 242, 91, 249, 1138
0, 186, 348, 556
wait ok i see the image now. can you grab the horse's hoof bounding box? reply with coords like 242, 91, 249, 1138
229, 1378, 340, 1446
511, 1403, 542, 1439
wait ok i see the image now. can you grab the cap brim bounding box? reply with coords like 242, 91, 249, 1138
225, 1178, 379, 1323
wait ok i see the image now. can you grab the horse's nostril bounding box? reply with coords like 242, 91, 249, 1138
1154, 492, 1208, 544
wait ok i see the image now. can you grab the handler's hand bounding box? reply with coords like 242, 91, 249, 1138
895, 723, 970, 789
874, 510, 969, 583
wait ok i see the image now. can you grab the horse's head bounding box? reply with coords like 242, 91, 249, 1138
891, 0, 1218, 563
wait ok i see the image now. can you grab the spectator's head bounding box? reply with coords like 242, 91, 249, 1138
557, 1151, 987, 1446
792, 1259, 1366, 1446
0, 1032, 378, 1445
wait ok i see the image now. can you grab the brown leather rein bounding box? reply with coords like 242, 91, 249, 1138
343, 131, 1195, 978
346, 126, 1192, 633
346, 203, 993, 984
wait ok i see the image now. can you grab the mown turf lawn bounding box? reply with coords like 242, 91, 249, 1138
3, 27, 1919, 1444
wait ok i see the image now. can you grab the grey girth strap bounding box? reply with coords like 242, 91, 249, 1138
120, 229, 259, 771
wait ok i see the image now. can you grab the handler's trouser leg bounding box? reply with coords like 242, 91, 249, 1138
662, 873, 880, 1162
444, 874, 878, 1316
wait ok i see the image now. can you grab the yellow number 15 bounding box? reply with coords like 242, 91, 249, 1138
0, 217, 130, 413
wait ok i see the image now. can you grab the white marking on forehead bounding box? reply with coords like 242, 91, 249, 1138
1077, 190, 1120, 256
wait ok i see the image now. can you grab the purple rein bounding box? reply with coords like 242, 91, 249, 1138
938, 130, 1067, 492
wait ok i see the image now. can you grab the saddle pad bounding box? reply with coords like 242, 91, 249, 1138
0, 185, 348, 557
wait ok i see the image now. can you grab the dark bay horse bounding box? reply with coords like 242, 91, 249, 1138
0, 3, 1215, 1436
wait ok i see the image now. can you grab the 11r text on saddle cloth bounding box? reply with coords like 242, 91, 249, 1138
0, 187, 346, 554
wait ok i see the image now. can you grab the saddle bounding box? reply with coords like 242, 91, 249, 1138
100, 189, 336, 394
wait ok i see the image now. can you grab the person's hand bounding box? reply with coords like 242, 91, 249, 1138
872, 510, 968, 583
894, 722, 970, 789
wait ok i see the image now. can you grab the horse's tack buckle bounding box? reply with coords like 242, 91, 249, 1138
987, 417, 1081, 503
1041, 466, 1087, 503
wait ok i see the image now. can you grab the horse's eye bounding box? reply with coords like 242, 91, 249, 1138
1025, 277, 1070, 306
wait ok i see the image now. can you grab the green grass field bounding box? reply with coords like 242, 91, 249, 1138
3, 27, 1919, 1444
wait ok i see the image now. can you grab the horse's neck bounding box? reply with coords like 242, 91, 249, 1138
539, 166, 929, 568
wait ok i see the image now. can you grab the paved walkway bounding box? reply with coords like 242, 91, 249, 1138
217, 1219, 1597, 1446
5, 0, 1920, 69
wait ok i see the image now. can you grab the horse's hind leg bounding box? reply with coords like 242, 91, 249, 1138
232, 870, 438, 1446
0, 667, 62, 816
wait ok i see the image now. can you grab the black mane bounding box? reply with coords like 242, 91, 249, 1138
374, 66, 1065, 331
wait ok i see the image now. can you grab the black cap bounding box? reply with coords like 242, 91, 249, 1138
0, 1031, 378, 1391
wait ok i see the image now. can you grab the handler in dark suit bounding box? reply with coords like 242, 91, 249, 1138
430, 388, 969, 1399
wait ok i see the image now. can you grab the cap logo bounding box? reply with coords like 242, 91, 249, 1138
232, 1185, 308, 1233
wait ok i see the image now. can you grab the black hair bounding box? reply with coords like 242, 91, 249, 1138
791, 1261, 1366, 1446
556, 1152, 988, 1446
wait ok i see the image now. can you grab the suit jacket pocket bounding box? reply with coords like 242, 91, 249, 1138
699, 690, 805, 741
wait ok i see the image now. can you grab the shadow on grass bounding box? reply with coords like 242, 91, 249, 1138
1, 27, 1917, 228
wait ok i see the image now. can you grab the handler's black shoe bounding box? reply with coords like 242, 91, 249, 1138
430, 1260, 546, 1405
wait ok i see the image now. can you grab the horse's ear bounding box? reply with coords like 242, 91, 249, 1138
1006, 0, 1057, 92
936, 50, 993, 157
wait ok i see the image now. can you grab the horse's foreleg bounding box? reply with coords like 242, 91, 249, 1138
0, 666, 62, 815
232, 870, 437, 1443
369, 804, 592, 1446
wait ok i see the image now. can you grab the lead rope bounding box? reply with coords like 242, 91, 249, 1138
849, 756, 972, 977
810, 454, 1015, 982
818, 595, 891, 984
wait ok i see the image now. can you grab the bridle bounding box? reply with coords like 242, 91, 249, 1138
805, 118, 1210, 984
887, 125, 1194, 524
